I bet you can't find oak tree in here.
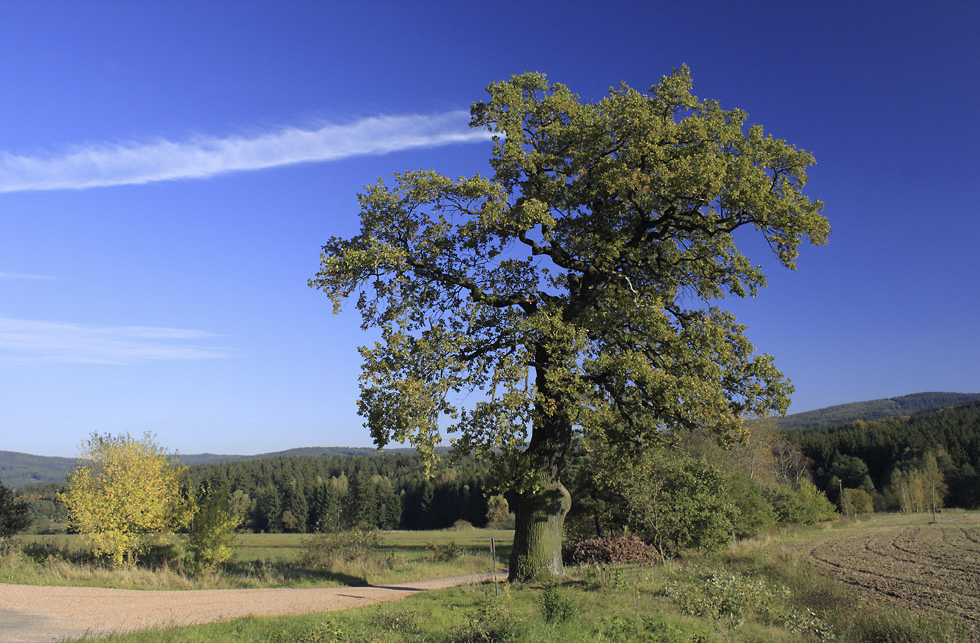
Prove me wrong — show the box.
[310,67,828,580]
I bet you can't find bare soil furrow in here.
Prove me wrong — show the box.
[799,514,980,637]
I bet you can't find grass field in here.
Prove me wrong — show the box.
[230,527,514,564]
[2,527,513,590]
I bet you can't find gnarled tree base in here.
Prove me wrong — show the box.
[508,480,571,582]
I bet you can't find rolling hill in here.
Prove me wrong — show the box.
[777,392,980,431]
[0,446,418,488]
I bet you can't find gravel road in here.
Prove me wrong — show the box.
[0,573,504,642]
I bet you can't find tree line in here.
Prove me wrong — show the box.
[783,400,980,512]
[184,451,496,533]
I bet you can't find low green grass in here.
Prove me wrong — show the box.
[0,528,513,590]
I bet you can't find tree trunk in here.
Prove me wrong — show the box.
[509,478,571,581]
[506,344,574,582]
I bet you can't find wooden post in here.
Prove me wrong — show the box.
[491,537,498,596]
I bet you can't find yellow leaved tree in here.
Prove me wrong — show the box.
[61,432,186,566]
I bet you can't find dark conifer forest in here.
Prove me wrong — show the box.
[785,400,980,510]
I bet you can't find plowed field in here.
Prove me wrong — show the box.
[799,513,979,635]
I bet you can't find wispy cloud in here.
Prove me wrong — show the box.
[0,316,232,364]
[0,272,57,281]
[0,111,492,193]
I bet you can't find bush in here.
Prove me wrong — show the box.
[562,536,659,566]
[450,601,525,642]
[426,540,464,562]
[301,530,381,568]
[540,584,576,624]
[186,484,242,574]
[768,479,837,525]
[666,564,784,622]
[600,448,739,555]
[842,487,875,515]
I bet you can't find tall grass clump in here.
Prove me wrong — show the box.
[845,610,968,643]
[539,584,576,624]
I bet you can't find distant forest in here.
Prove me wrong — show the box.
[10,393,980,534]
[184,452,497,533]
[785,399,980,509]
[14,451,498,534]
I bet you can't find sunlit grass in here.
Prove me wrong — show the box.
[1,528,514,590]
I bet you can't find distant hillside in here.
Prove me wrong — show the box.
[778,392,980,431]
[0,452,79,488]
[0,445,433,488]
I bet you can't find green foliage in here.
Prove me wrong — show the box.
[0,477,33,538]
[186,451,493,534]
[767,479,837,525]
[666,564,786,623]
[449,601,527,642]
[665,563,837,637]
[539,584,576,624]
[311,68,827,579]
[841,488,874,515]
[883,451,946,514]
[725,470,777,538]
[300,530,381,569]
[599,447,738,555]
[485,494,513,529]
[787,399,980,509]
[186,483,243,574]
[60,432,186,566]
[426,540,464,562]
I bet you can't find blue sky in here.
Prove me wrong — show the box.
[2,1,977,457]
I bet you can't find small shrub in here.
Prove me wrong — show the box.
[450,601,525,642]
[301,530,381,568]
[598,615,642,639]
[485,494,515,529]
[540,584,576,624]
[426,540,464,562]
[186,484,242,574]
[562,535,659,566]
[451,519,475,531]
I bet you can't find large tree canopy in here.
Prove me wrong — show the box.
[311,67,828,580]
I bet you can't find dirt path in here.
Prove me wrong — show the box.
[0,573,504,642]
